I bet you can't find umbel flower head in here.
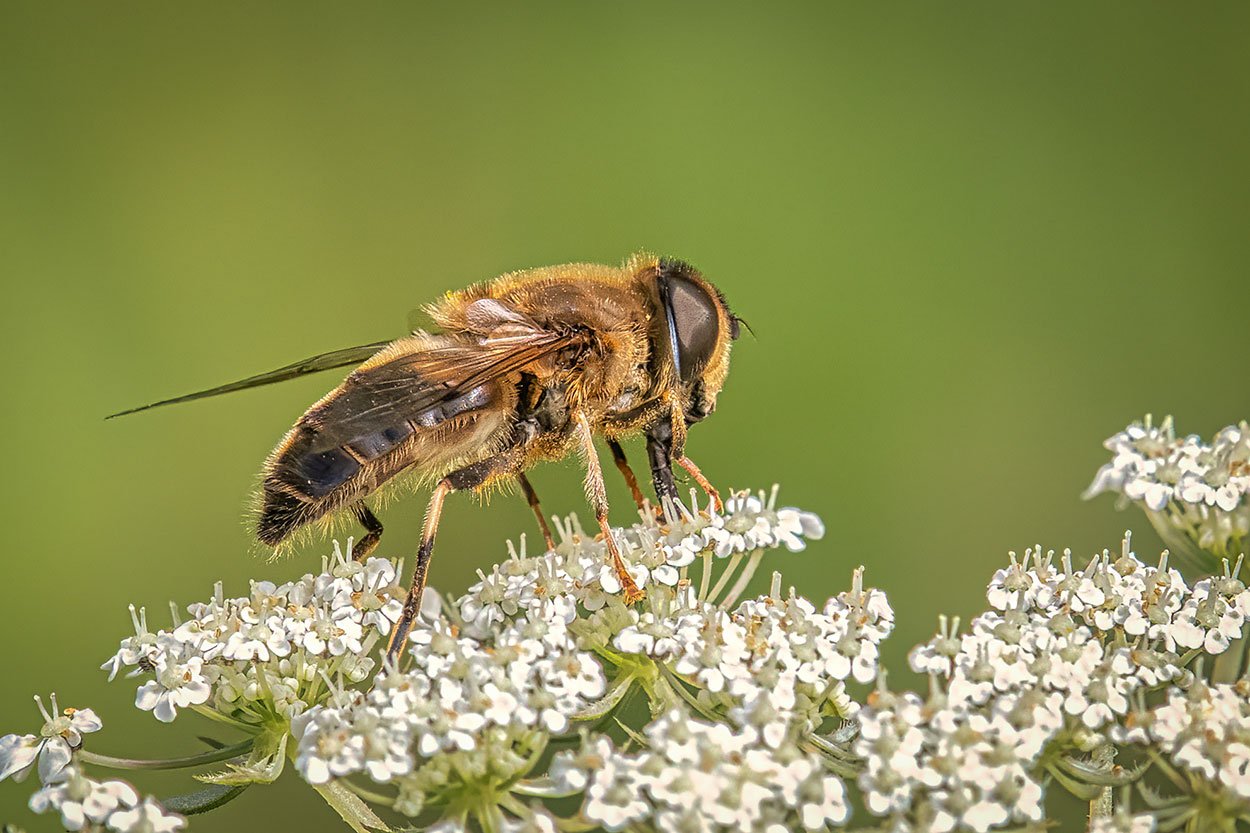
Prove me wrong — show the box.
[0,704,184,833]
[555,708,850,831]
[1085,415,1250,559]
[100,543,407,726]
[857,531,1250,833]
[5,457,1250,833]
[290,487,868,829]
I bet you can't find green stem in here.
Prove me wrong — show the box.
[341,780,398,808]
[706,552,744,604]
[698,551,713,602]
[190,705,258,731]
[79,740,255,771]
[657,664,721,722]
[720,550,764,609]
[1211,634,1247,684]
[1085,740,1115,825]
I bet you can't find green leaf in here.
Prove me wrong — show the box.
[614,716,649,749]
[162,783,249,815]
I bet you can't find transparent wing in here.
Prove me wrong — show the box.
[106,340,394,419]
[303,330,579,453]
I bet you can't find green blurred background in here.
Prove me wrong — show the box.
[2,3,1249,830]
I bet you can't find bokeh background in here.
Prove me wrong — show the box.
[3,3,1249,830]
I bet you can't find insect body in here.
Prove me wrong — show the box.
[113,253,739,660]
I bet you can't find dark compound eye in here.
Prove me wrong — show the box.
[659,260,721,382]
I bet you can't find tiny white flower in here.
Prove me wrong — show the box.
[105,795,185,833]
[0,695,101,784]
[29,767,140,831]
[134,657,211,723]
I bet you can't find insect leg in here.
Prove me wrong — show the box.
[516,472,556,552]
[351,503,384,561]
[385,452,522,662]
[645,421,680,508]
[607,439,649,514]
[574,413,644,604]
[386,480,451,663]
[676,455,723,513]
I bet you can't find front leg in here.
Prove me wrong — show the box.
[645,415,721,512]
[676,454,723,513]
[646,419,679,507]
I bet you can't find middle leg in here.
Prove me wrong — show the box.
[574,413,644,604]
[607,439,649,514]
[517,472,556,552]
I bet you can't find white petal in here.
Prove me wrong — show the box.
[70,709,103,734]
[303,756,330,785]
[0,734,39,781]
[134,682,162,712]
[153,696,178,724]
[62,802,87,831]
[37,739,72,783]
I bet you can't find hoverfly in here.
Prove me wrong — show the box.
[112,253,740,660]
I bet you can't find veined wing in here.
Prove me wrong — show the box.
[107,340,394,419]
[303,329,580,454]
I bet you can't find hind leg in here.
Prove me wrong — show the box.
[385,454,518,662]
[351,503,384,561]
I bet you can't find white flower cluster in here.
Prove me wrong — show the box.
[1085,416,1250,556]
[553,709,849,832]
[979,534,1250,667]
[856,533,1250,832]
[456,487,825,637]
[452,488,867,749]
[293,488,851,828]
[6,425,1250,833]
[652,576,892,747]
[1119,682,1250,808]
[0,699,184,833]
[856,689,1048,832]
[29,768,184,833]
[292,593,607,815]
[101,545,404,724]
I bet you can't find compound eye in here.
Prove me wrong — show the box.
[661,264,721,382]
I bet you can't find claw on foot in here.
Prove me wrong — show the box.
[619,570,646,605]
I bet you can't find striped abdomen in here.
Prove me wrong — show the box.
[256,340,513,546]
